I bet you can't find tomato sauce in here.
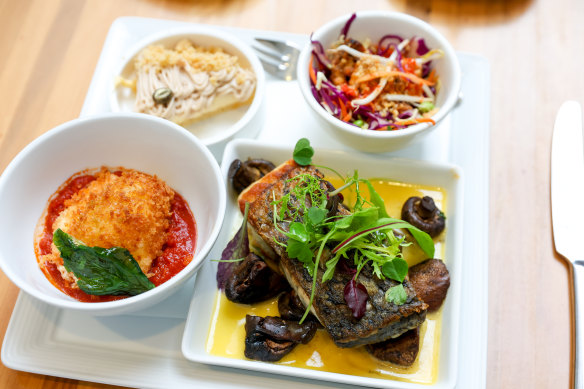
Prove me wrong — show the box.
[149,193,197,286]
[35,170,197,302]
[38,175,96,256]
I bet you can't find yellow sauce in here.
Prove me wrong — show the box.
[206,178,447,384]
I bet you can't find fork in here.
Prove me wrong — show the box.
[253,38,300,81]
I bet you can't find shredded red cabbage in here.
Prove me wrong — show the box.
[377,34,403,56]
[310,38,331,69]
[398,110,415,119]
[390,43,405,72]
[414,37,430,56]
[308,14,439,132]
[340,12,356,37]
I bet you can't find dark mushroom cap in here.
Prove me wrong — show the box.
[228,158,276,194]
[278,289,322,326]
[401,196,445,237]
[366,327,420,366]
[224,253,289,304]
[244,315,318,362]
[408,258,450,312]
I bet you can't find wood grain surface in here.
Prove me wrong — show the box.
[0,0,578,388]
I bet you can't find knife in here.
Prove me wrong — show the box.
[551,100,584,388]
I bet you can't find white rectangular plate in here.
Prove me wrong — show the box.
[1,16,490,389]
[182,139,464,389]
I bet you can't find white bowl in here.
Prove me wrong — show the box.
[0,113,226,315]
[111,27,266,159]
[297,11,461,153]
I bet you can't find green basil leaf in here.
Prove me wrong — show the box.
[53,229,154,296]
[293,138,314,166]
[381,257,409,282]
[385,284,408,305]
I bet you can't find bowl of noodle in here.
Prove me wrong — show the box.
[111,27,266,159]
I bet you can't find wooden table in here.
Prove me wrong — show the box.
[0,0,577,387]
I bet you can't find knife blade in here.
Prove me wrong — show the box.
[551,100,584,389]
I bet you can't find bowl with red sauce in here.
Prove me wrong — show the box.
[297,11,461,153]
[0,113,226,315]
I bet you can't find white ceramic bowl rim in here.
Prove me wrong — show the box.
[0,112,226,313]
[110,26,266,147]
[298,10,461,139]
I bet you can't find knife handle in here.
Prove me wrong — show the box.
[573,261,584,388]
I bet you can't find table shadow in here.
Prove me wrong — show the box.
[397,0,534,26]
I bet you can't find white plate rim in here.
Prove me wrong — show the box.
[181,138,464,389]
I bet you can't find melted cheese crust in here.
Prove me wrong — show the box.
[44,168,174,279]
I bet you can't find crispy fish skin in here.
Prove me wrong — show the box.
[238,159,428,348]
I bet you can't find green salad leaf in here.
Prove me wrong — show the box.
[53,229,155,296]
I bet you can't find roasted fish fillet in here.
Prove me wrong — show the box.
[238,159,428,348]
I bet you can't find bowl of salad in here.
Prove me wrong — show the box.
[297,11,461,153]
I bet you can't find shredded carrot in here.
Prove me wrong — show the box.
[396,117,436,126]
[355,71,434,86]
[426,69,438,84]
[339,98,347,120]
[308,56,317,85]
[340,83,357,98]
[342,112,352,122]
[401,58,418,74]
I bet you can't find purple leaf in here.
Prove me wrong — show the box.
[344,279,368,319]
[217,203,250,289]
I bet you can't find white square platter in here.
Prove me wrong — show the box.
[182,139,464,389]
[1,16,490,389]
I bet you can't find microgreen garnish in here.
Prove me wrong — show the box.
[293,138,314,166]
[268,139,437,319]
[385,284,408,305]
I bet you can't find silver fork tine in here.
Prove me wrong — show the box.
[253,43,292,63]
[255,38,300,55]
[257,57,288,80]
[253,38,300,81]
